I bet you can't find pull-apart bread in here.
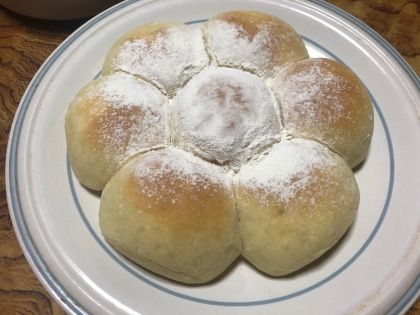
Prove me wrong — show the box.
[65,10,373,283]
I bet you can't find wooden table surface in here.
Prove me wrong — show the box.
[0,1,419,314]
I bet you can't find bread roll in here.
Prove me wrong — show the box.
[172,67,281,171]
[204,10,309,79]
[99,148,242,283]
[65,72,170,190]
[103,22,209,97]
[233,139,359,276]
[271,58,374,168]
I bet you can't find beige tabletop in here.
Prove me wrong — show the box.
[0,0,419,314]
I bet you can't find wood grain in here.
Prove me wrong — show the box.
[0,1,419,314]
[0,7,86,315]
[326,0,420,75]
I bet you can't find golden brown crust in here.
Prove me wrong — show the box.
[103,22,209,97]
[234,139,359,276]
[102,22,180,76]
[271,58,374,168]
[65,72,169,190]
[99,149,242,283]
[204,10,309,78]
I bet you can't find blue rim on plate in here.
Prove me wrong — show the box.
[6,0,420,314]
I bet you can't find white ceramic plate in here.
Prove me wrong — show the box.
[6,0,420,314]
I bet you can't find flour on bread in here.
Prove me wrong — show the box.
[172,67,281,171]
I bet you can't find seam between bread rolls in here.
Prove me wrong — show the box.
[112,69,168,98]
[283,132,362,169]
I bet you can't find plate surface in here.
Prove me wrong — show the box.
[6,0,420,314]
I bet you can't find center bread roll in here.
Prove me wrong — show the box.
[172,67,282,171]
[99,148,242,284]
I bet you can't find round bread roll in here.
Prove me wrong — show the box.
[65,72,170,190]
[103,22,209,97]
[99,148,242,284]
[233,139,359,276]
[172,67,281,171]
[271,58,374,168]
[204,10,309,79]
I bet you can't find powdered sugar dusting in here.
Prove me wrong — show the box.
[86,72,169,165]
[234,139,332,204]
[205,20,273,75]
[172,67,281,170]
[204,13,308,79]
[272,58,357,131]
[132,148,231,205]
[109,24,209,97]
